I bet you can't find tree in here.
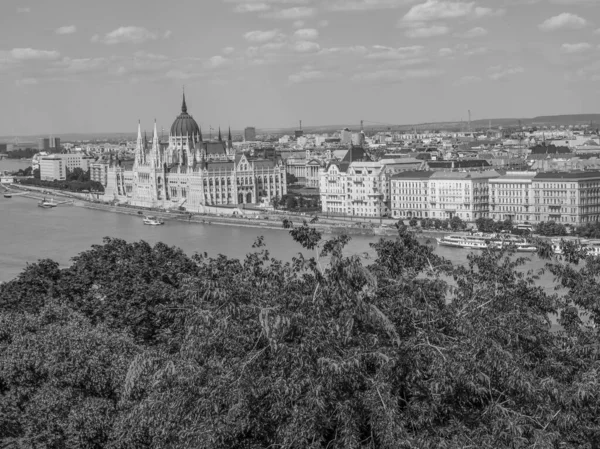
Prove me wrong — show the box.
[408,217,418,227]
[286,172,298,185]
[3,226,600,447]
[33,168,40,179]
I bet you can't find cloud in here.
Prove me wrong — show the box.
[561,42,592,53]
[243,29,282,42]
[222,46,235,54]
[294,28,319,40]
[52,57,109,74]
[293,20,305,28]
[16,7,31,13]
[288,69,327,84]
[326,0,417,11]
[234,2,271,12]
[402,0,503,22]
[455,26,487,38]
[164,30,172,39]
[454,75,481,85]
[55,25,76,35]
[405,24,449,38]
[15,77,38,87]
[293,40,321,52]
[352,68,443,83]
[538,13,586,31]
[488,65,524,80]
[366,45,424,59]
[10,48,60,60]
[92,26,158,44]
[204,55,231,69]
[319,19,330,27]
[439,47,454,56]
[262,7,316,19]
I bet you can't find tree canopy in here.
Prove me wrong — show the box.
[2,226,600,448]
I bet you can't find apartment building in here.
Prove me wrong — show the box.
[39,154,96,181]
[40,156,67,181]
[319,157,425,217]
[489,171,536,223]
[390,171,433,219]
[532,171,600,225]
[428,171,499,221]
[90,162,110,187]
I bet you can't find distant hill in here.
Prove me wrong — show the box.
[2,114,599,142]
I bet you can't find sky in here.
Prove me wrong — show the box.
[1,0,599,137]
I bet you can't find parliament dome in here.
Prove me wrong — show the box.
[170,93,201,137]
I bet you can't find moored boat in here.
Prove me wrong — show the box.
[143,216,164,226]
[38,198,57,208]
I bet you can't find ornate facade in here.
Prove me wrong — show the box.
[103,94,287,211]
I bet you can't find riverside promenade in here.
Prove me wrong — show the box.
[1,183,399,237]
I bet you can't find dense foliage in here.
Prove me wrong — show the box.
[2,224,600,447]
[412,216,467,231]
[535,220,568,237]
[18,177,104,193]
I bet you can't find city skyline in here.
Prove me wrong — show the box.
[1,0,600,136]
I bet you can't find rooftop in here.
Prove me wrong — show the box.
[534,171,600,180]
[390,171,434,180]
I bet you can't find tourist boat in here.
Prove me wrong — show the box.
[436,235,488,250]
[488,236,538,253]
[143,216,164,226]
[38,198,57,208]
[3,193,12,198]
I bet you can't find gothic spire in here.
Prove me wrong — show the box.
[218,127,222,141]
[228,126,232,141]
[181,89,187,114]
[198,125,203,142]
[137,120,142,141]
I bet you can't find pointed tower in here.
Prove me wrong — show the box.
[135,121,143,166]
[218,127,222,142]
[227,126,233,154]
[181,89,187,114]
[151,119,160,166]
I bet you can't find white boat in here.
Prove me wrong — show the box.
[38,198,57,208]
[143,216,164,226]
[436,235,488,250]
[488,237,538,253]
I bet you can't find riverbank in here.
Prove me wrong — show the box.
[1,183,401,236]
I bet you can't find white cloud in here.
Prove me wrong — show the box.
[455,26,487,38]
[55,25,76,35]
[15,77,38,86]
[488,65,524,80]
[402,0,503,22]
[261,42,286,51]
[16,7,31,13]
[326,0,417,11]
[539,13,587,31]
[92,26,158,44]
[464,46,487,56]
[366,45,424,59]
[293,40,321,52]
[439,47,454,56]
[222,46,235,55]
[561,42,592,53]
[352,68,443,83]
[294,28,319,40]
[455,75,481,85]
[262,7,316,19]
[11,48,60,60]
[234,2,271,13]
[205,55,230,69]
[405,24,449,38]
[289,69,327,84]
[52,57,109,74]
[243,29,282,43]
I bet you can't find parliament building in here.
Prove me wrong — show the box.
[103,94,287,211]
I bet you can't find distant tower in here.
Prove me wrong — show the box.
[218,127,222,142]
[468,110,472,133]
